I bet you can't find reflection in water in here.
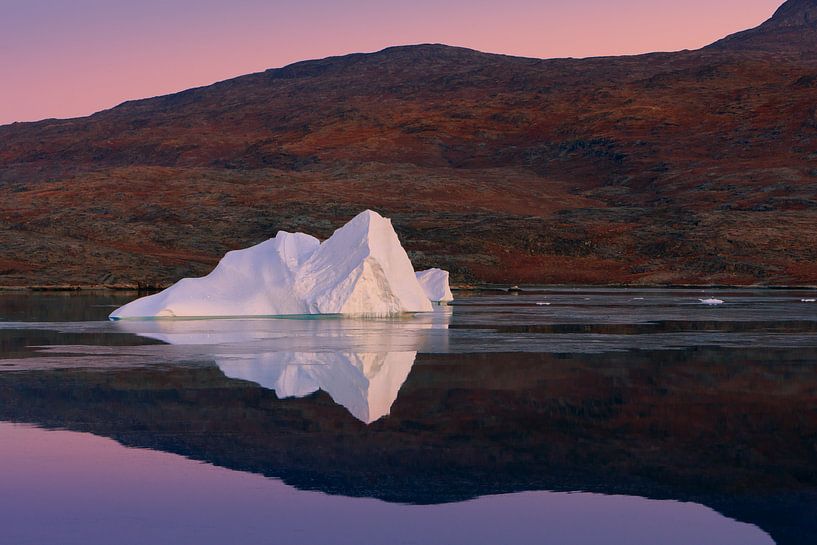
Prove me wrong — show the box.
[113,312,450,423]
[0,422,773,545]
[1,291,816,545]
[218,352,415,424]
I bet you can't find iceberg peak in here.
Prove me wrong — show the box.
[295,210,432,315]
[110,210,446,319]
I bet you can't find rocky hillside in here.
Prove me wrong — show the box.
[1,0,816,287]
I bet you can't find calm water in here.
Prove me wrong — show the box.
[1,288,816,545]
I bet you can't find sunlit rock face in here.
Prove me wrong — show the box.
[110,210,442,319]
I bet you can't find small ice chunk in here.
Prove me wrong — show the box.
[415,268,454,303]
[699,298,725,306]
[802,298,817,303]
[536,302,551,306]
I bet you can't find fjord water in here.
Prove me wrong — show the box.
[1,290,816,545]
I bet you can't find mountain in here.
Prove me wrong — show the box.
[1,0,816,288]
[764,0,816,26]
[713,0,817,51]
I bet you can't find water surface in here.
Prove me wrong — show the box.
[1,288,815,544]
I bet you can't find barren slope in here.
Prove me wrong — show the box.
[1,0,816,287]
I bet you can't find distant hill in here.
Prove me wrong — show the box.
[1,0,816,288]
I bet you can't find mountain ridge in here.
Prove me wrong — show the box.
[766,0,817,27]
[711,0,817,50]
[3,0,814,129]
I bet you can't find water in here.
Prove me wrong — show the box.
[1,288,815,545]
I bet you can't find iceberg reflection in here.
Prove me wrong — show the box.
[115,309,450,423]
[219,351,416,423]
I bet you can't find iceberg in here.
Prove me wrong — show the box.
[415,268,454,303]
[110,210,445,319]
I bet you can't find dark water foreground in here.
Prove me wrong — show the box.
[1,289,815,545]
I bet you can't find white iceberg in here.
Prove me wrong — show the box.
[415,268,454,303]
[699,298,725,306]
[110,210,444,319]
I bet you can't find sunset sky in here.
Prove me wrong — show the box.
[1,0,784,125]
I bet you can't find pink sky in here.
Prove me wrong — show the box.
[1,0,784,125]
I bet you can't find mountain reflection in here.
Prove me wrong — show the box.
[2,343,815,545]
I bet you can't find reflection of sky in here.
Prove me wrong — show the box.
[1,0,783,124]
[0,423,773,545]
